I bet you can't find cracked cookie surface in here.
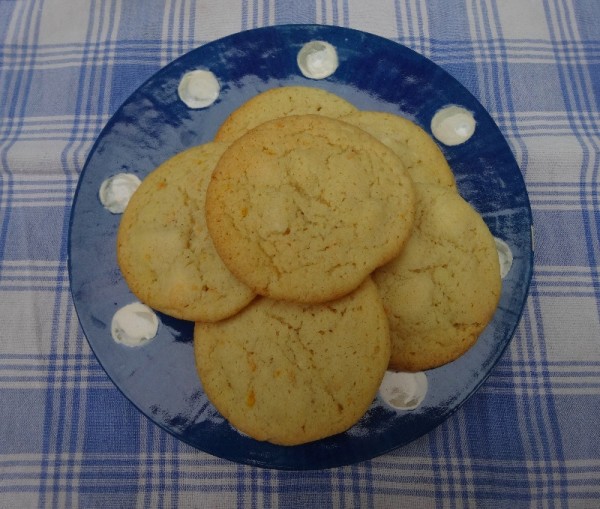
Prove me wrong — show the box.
[117,142,256,322]
[214,86,357,142]
[206,114,416,303]
[194,278,390,446]
[373,183,501,371]
[341,110,456,188]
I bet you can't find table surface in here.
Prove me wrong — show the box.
[1,1,599,508]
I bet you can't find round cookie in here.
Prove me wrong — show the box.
[117,142,256,322]
[341,110,456,188]
[206,114,416,304]
[373,183,501,372]
[215,86,357,142]
[194,278,391,446]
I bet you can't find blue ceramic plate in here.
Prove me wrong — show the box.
[69,25,533,470]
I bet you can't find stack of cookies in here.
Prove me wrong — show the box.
[117,86,501,446]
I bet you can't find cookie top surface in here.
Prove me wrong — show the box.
[194,278,391,446]
[373,183,501,371]
[214,86,357,142]
[206,114,416,304]
[117,142,256,322]
[341,111,456,188]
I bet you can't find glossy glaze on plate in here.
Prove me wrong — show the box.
[68,25,533,470]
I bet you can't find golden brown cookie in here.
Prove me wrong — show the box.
[194,278,391,446]
[205,114,416,304]
[373,183,501,371]
[214,86,357,142]
[117,142,256,322]
[341,110,456,188]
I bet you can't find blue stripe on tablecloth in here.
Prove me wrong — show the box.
[41,255,75,508]
[543,1,600,323]
[166,0,177,64]
[481,1,507,112]
[264,0,272,25]
[156,426,167,508]
[331,0,339,26]
[363,459,375,507]
[274,0,315,24]
[236,463,245,508]
[0,1,28,286]
[55,4,123,502]
[64,303,81,509]
[252,462,259,508]
[428,411,443,502]
[0,1,17,37]
[393,2,403,54]
[342,0,350,27]
[39,0,98,505]
[1,458,597,501]
[488,1,531,177]
[404,0,415,44]
[166,2,195,66]
[527,296,569,505]
[529,180,600,189]
[545,10,600,497]
[0,0,42,170]
[351,463,364,507]
[71,1,117,175]
[242,0,249,30]
[252,0,259,28]
[7,36,600,51]
[0,3,24,129]
[3,37,599,65]
[247,461,255,507]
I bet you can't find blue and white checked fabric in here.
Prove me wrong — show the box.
[1,1,599,507]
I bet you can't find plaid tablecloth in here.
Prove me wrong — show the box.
[1,1,599,507]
